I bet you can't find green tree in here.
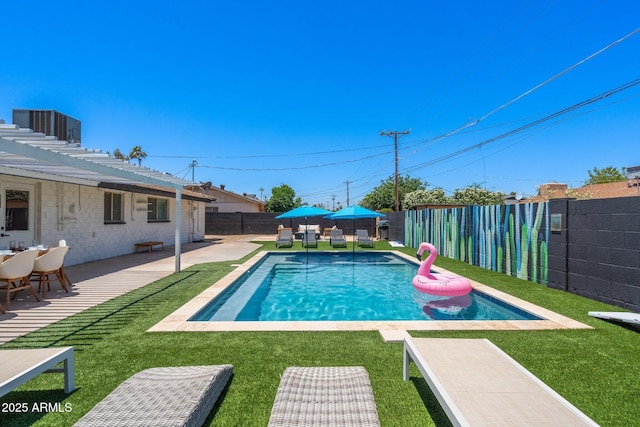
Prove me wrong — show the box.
[360,175,426,211]
[585,166,626,185]
[129,146,147,167]
[265,184,302,212]
[450,184,506,206]
[403,188,450,208]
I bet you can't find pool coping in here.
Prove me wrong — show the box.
[148,250,592,333]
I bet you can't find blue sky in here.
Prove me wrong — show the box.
[2,1,639,207]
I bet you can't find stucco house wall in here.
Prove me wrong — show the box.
[1,174,206,266]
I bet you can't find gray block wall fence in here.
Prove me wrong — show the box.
[205,212,378,237]
[387,211,405,242]
[548,197,640,312]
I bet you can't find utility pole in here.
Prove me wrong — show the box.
[380,130,410,211]
[331,194,336,210]
[344,181,351,206]
[191,159,198,182]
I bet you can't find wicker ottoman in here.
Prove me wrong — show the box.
[268,366,380,427]
[74,365,232,427]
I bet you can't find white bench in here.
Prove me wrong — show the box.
[0,346,75,398]
[403,337,599,426]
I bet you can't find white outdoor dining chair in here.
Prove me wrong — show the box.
[31,246,70,299]
[0,249,40,311]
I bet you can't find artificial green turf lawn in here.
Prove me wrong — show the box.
[1,241,639,426]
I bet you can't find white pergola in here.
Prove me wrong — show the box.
[0,123,195,272]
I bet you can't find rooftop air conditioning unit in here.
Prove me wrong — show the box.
[12,109,81,145]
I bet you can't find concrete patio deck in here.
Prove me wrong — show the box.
[0,236,264,345]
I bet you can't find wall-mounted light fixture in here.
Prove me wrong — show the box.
[551,213,562,232]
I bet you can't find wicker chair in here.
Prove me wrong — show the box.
[268,366,380,426]
[74,365,233,427]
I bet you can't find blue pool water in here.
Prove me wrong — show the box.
[189,252,542,322]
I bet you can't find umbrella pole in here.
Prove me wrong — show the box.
[305,216,309,264]
[352,218,355,261]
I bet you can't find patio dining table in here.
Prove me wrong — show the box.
[1,247,48,261]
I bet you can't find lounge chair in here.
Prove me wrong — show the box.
[0,346,75,398]
[355,229,375,248]
[403,337,599,426]
[588,311,640,331]
[302,230,318,248]
[74,364,233,427]
[268,366,380,427]
[276,229,294,248]
[330,229,347,248]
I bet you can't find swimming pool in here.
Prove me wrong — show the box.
[189,252,541,322]
[150,250,591,332]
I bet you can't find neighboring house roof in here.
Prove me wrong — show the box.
[529,181,639,202]
[205,185,266,208]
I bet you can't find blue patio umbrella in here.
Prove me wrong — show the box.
[276,206,332,261]
[275,205,333,220]
[326,205,386,254]
[328,205,386,221]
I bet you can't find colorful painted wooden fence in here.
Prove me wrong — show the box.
[405,202,549,284]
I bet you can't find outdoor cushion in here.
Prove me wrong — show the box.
[268,366,380,426]
[74,365,232,427]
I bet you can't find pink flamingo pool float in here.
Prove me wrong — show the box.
[412,242,472,297]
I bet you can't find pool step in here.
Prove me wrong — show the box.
[210,264,273,321]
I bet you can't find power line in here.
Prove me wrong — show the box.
[195,150,391,171]
[151,142,392,160]
[475,26,640,125]
[164,25,640,186]
[401,25,640,160]
[404,77,640,174]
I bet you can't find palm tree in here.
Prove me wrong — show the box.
[112,148,129,161]
[129,146,147,167]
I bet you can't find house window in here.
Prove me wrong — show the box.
[148,198,169,222]
[6,190,30,231]
[104,192,124,224]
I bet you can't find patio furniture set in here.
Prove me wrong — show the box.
[1,336,599,426]
[275,226,376,249]
[0,242,71,314]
